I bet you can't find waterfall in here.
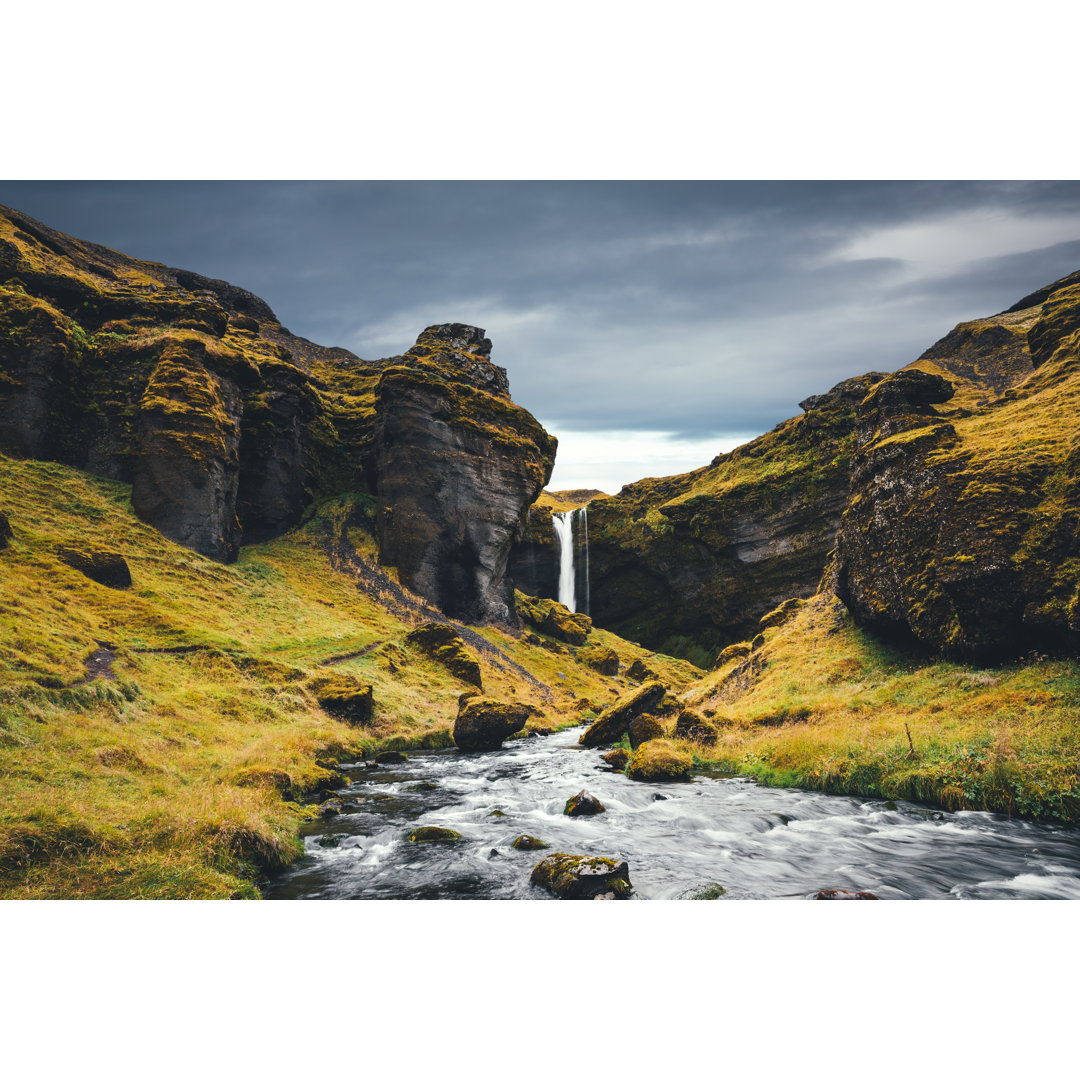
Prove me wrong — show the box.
[553,510,576,611]
[552,506,590,614]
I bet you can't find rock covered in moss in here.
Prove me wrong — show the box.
[601,748,630,771]
[628,714,663,750]
[674,708,719,744]
[578,680,666,748]
[374,325,556,623]
[375,750,407,764]
[713,642,751,668]
[56,545,132,588]
[564,790,606,816]
[407,826,461,843]
[511,834,549,851]
[626,739,693,783]
[515,591,592,645]
[0,509,11,549]
[759,597,806,630]
[405,623,482,687]
[453,697,531,751]
[530,853,632,899]
[626,657,657,681]
[307,672,374,726]
[578,643,619,675]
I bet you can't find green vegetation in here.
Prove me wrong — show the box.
[0,454,691,898]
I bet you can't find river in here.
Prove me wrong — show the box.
[265,726,1080,900]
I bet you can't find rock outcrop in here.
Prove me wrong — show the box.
[0,509,10,549]
[0,207,555,625]
[374,325,556,623]
[578,680,666,748]
[306,673,375,726]
[56,545,132,588]
[515,591,592,645]
[405,623,483,687]
[453,697,531,750]
[835,277,1080,659]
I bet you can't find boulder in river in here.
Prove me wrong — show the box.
[601,748,630,771]
[530,853,632,899]
[511,834,549,851]
[564,789,606,816]
[578,680,666,748]
[627,713,663,750]
[815,888,880,900]
[453,697,531,751]
[407,826,462,843]
[626,739,693,783]
[375,750,408,764]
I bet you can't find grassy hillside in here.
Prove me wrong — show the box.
[676,592,1080,822]
[0,455,695,898]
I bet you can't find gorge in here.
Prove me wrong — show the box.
[1,200,1079,900]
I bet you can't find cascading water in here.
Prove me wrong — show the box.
[552,510,577,611]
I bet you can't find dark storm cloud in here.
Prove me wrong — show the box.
[2,180,1080,441]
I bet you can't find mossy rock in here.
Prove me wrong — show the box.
[453,697,531,751]
[0,509,11,549]
[405,623,482,687]
[511,834,549,851]
[579,680,667,748]
[751,633,766,650]
[759,597,806,630]
[529,853,632,899]
[628,714,664,750]
[601,748,630,771]
[407,826,462,843]
[713,642,751,668]
[688,883,727,900]
[578,644,619,676]
[564,789,606,816]
[56,544,132,588]
[231,767,292,796]
[626,739,693,783]
[626,657,657,681]
[306,673,374,726]
[515,592,592,645]
[674,708,720,744]
[375,750,407,764]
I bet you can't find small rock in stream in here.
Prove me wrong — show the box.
[530,853,632,900]
[564,790,606,816]
[814,888,880,900]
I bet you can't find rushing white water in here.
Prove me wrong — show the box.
[553,510,576,611]
[266,726,1080,900]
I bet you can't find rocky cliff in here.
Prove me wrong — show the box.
[521,373,883,665]
[0,205,552,622]
[835,273,1080,659]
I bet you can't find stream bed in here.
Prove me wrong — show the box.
[265,726,1080,899]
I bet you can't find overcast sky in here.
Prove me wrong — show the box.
[3,180,1079,492]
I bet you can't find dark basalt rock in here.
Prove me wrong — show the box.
[375,751,407,764]
[319,799,344,818]
[815,889,880,900]
[834,277,1080,659]
[374,325,556,624]
[57,545,132,588]
[511,834,549,851]
[564,790,606,816]
[579,680,666,748]
[626,658,657,681]
[307,673,374,727]
[407,826,461,843]
[453,697,531,751]
[0,509,11,549]
[406,623,483,687]
[530,853,632,899]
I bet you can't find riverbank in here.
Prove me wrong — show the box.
[679,593,1080,823]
